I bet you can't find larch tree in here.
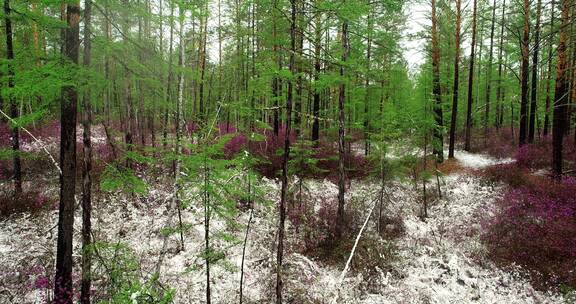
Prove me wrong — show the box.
[465,0,478,151]
[519,0,530,146]
[431,0,444,162]
[529,0,542,143]
[448,0,461,158]
[54,2,80,303]
[552,0,569,178]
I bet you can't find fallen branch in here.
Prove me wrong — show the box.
[330,196,379,304]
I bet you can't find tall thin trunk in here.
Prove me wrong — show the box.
[311,3,322,142]
[80,1,93,303]
[431,0,444,162]
[175,5,185,253]
[544,0,555,136]
[272,0,280,136]
[465,0,478,151]
[448,0,461,158]
[529,0,542,142]
[552,0,569,179]
[364,9,373,156]
[276,1,296,301]
[335,17,349,239]
[163,2,175,148]
[55,2,79,303]
[485,0,497,143]
[3,0,21,195]
[495,0,506,129]
[519,0,530,146]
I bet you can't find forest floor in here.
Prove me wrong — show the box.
[0,133,568,303]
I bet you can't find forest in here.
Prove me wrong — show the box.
[0,0,575,303]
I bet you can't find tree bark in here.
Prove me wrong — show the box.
[431,0,444,162]
[80,1,93,303]
[544,0,556,136]
[529,0,542,143]
[552,0,569,179]
[3,0,21,196]
[495,0,506,129]
[484,0,497,143]
[276,1,296,301]
[519,0,530,146]
[55,2,79,303]
[465,0,478,151]
[448,0,461,158]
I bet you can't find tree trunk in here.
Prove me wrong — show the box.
[529,0,542,143]
[465,0,478,151]
[163,2,175,148]
[335,18,348,239]
[545,0,556,137]
[552,0,569,179]
[448,0,461,158]
[276,1,296,301]
[3,0,21,196]
[80,1,93,303]
[431,0,444,162]
[484,0,497,143]
[311,3,322,142]
[519,0,530,146]
[364,9,373,156]
[495,0,506,129]
[55,2,79,303]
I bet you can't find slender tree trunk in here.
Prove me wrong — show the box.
[552,0,569,179]
[465,0,478,151]
[272,0,280,136]
[495,0,506,129]
[448,0,461,158]
[529,0,542,143]
[175,5,186,253]
[484,0,497,143]
[431,0,444,162]
[276,1,296,302]
[364,9,373,156]
[80,1,93,303]
[163,2,175,148]
[519,0,530,146]
[3,0,21,196]
[545,0,556,137]
[311,4,322,142]
[335,17,349,239]
[55,2,79,303]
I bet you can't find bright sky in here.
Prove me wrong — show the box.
[402,1,430,71]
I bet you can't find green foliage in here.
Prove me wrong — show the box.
[90,241,174,304]
[100,165,148,195]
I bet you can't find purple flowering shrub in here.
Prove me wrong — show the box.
[287,197,339,253]
[0,191,54,217]
[482,176,576,288]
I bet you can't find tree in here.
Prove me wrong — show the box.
[465,0,478,151]
[544,0,555,137]
[484,0,497,143]
[519,0,530,146]
[431,0,444,162]
[448,0,461,158]
[3,0,22,196]
[81,1,93,303]
[54,2,80,303]
[552,0,569,178]
[335,6,349,240]
[529,0,542,143]
[276,0,296,302]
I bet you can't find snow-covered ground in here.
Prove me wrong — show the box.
[0,150,566,303]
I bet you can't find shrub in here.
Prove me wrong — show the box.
[0,191,55,218]
[482,177,576,289]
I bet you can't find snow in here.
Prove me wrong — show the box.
[452,150,513,169]
[0,151,566,303]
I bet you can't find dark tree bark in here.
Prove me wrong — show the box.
[448,0,461,158]
[465,0,478,151]
[519,0,530,146]
[55,2,80,303]
[552,0,569,179]
[80,1,93,303]
[431,0,444,162]
[311,3,322,142]
[484,0,497,143]
[272,0,280,136]
[162,2,174,148]
[529,0,542,143]
[544,0,556,136]
[495,0,506,129]
[3,0,22,196]
[335,17,349,239]
[276,1,296,302]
